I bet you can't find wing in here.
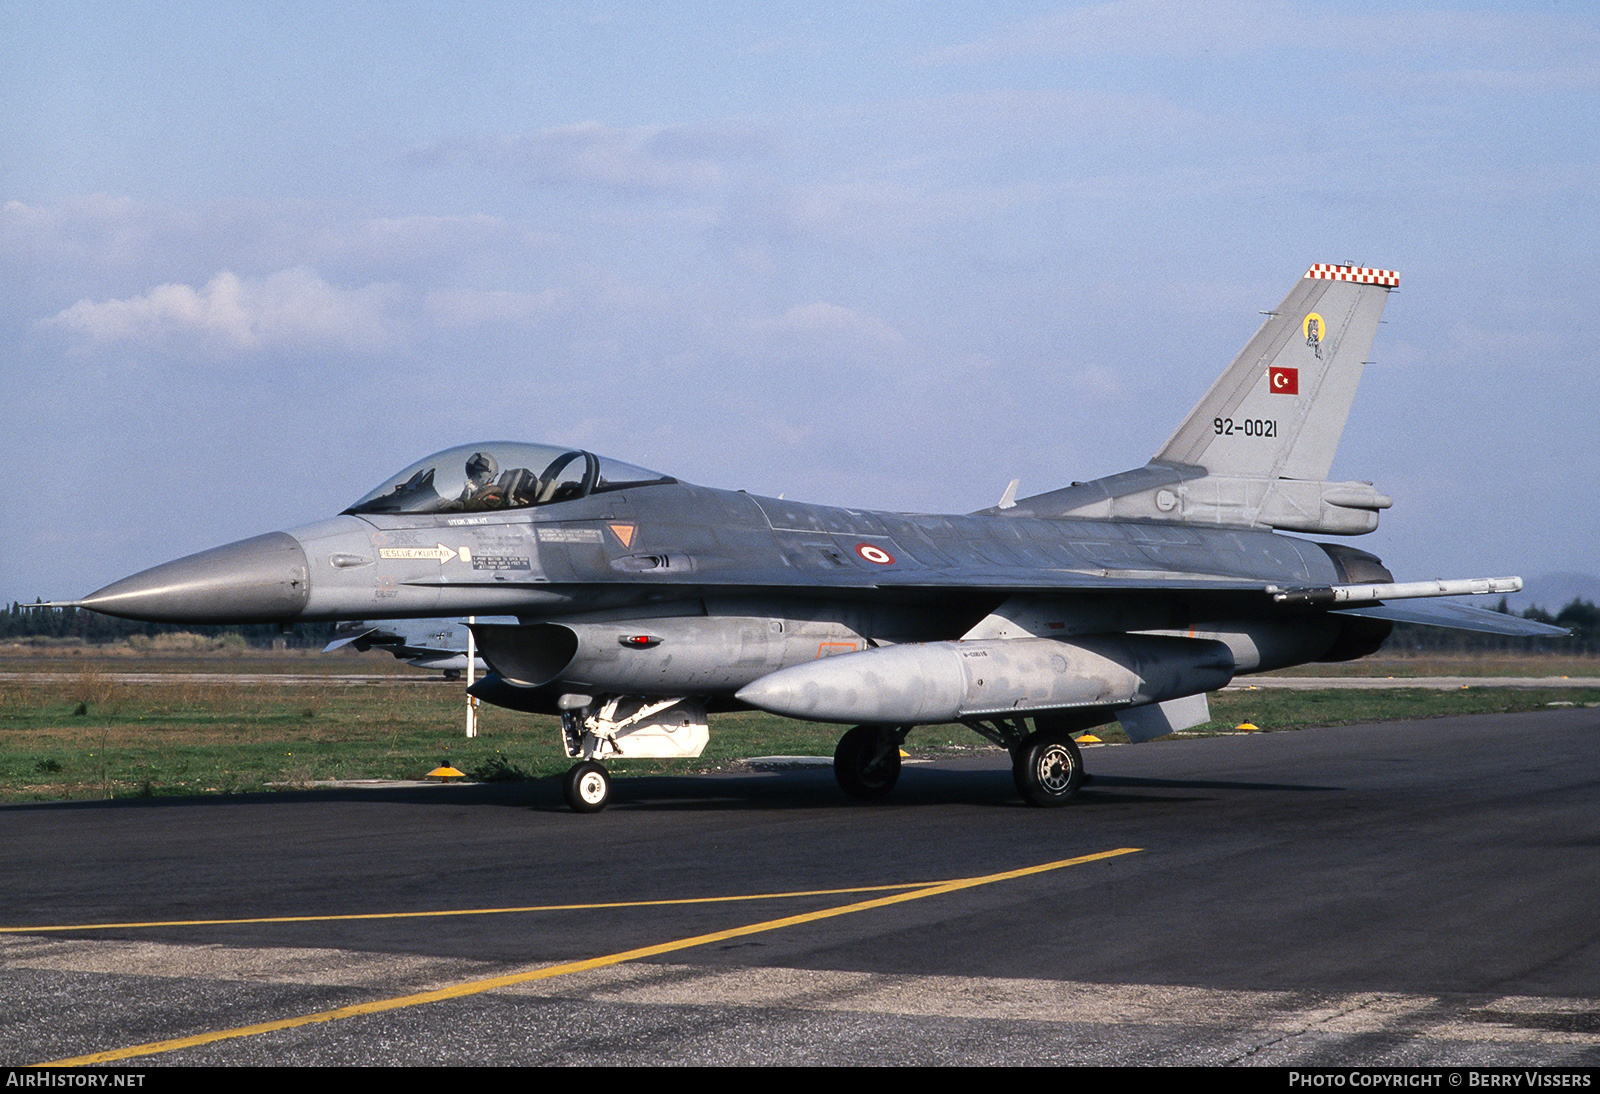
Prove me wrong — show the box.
[1270,576,1569,637]
[1334,601,1569,637]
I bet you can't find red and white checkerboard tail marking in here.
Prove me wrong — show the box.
[1305,264,1400,288]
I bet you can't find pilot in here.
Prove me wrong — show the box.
[454,451,506,510]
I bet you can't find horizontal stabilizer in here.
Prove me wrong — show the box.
[322,627,379,653]
[1334,601,1570,637]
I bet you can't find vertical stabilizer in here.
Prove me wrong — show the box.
[1156,264,1397,481]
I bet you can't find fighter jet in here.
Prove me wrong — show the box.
[69,264,1565,812]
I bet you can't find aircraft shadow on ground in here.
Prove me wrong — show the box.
[1079,774,1341,794]
[0,766,1340,816]
[574,767,1344,812]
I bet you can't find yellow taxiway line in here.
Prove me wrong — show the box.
[2,883,953,934]
[35,848,1140,1067]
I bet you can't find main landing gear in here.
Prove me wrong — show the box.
[1010,731,1084,808]
[832,724,910,800]
[830,718,1089,806]
[960,715,1090,807]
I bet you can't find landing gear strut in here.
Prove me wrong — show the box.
[555,694,712,813]
[563,761,611,813]
[833,724,908,800]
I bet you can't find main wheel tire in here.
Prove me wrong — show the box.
[833,725,902,801]
[563,761,611,813]
[1012,733,1084,807]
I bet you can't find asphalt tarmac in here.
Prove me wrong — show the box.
[4,707,1599,1066]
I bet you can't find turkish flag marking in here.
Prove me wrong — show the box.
[1270,367,1298,394]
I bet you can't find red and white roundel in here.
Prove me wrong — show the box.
[855,543,895,565]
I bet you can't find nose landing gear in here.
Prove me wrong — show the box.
[563,761,611,813]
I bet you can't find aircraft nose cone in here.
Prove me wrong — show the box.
[79,532,311,623]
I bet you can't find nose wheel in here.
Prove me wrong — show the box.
[563,761,612,813]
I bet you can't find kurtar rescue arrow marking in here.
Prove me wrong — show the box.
[378,544,459,564]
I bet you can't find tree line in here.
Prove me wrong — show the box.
[2,602,339,649]
[1374,597,1598,654]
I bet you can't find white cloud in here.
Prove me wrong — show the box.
[924,1,1284,62]
[787,175,1050,238]
[412,120,772,195]
[756,302,904,349]
[1,198,551,296]
[43,267,407,354]
[924,1,1600,64]
[423,287,571,328]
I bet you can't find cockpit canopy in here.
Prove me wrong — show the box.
[345,442,674,516]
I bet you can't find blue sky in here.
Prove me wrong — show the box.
[3,1,1596,606]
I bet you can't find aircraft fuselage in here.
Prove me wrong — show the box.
[82,479,1377,715]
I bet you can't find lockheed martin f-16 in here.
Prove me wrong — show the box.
[67,264,1566,812]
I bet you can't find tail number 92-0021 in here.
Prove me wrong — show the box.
[1213,417,1277,437]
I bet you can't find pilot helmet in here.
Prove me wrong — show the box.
[465,451,499,483]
